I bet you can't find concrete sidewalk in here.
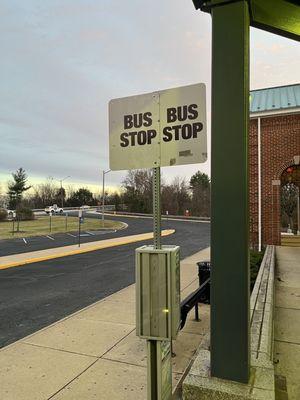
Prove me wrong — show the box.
[0,229,174,270]
[274,246,300,400]
[0,247,210,400]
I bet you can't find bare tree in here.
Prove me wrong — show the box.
[281,182,298,231]
[31,177,57,208]
[162,177,191,215]
[122,170,153,213]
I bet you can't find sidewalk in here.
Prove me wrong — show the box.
[274,246,300,400]
[0,229,174,270]
[0,247,210,400]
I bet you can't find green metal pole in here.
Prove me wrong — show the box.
[210,0,250,383]
[148,167,161,400]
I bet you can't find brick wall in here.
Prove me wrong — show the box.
[249,113,300,248]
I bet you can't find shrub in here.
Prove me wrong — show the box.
[250,249,264,291]
[16,206,34,221]
[0,208,8,221]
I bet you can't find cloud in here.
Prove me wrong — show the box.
[0,1,299,190]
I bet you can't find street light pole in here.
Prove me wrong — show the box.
[58,176,71,208]
[102,169,111,226]
[297,187,300,235]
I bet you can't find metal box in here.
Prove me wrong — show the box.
[136,245,180,340]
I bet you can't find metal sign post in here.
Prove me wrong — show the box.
[108,83,207,400]
[147,167,172,400]
[49,212,52,233]
[102,169,111,226]
[12,211,16,236]
[78,209,82,247]
[153,167,161,249]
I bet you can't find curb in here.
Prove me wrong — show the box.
[0,229,175,271]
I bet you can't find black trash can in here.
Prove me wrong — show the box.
[197,261,211,304]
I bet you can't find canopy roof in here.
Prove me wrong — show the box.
[250,83,300,114]
[192,0,300,41]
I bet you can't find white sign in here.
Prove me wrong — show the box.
[109,83,207,170]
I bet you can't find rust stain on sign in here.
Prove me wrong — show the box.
[179,150,193,157]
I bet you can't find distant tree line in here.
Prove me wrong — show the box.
[120,169,211,217]
[1,167,211,217]
[1,168,101,210]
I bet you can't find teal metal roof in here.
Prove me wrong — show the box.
[250,83,300,114]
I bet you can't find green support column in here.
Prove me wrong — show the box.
[210,0,250,383]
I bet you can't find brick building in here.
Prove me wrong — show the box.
[249,83,300,249]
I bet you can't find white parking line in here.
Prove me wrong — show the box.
[85,231,94,235]
[46,235,54,241]
[23,238,27,244]
[67,233,76,238]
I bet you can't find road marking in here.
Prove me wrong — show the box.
[104,213,210,223]
[46,235,54,241]
[67,233,76,238]
[0,229,175,270]
[23,238,27,244]
[85,231,95,235]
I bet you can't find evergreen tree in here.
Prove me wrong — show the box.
[7,168,31,209]
[189,171,211,217]
[67,188,94,206]
[190,171,210,190]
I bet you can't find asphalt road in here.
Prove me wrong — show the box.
[0,212,204,257]
[0,214,210,348]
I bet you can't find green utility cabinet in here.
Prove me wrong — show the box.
[136,245,180,340]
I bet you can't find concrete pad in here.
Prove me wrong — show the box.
[172,331,203,373]
[24,318,134,357]
[50,359,147,400]
[275,285,300,309]
[274,307,300,344]
[0,342,95,400]
[104,330,203,374]
[276,271,300,288]
[254,366,275,391]
[105,284,135,303]
[103,330,147,367]
[180,270,198,290]
[76,299,135,325]
[180,305,210,336]
[183,248,210,265]
[50,359,182,400]
[274,341,300,400]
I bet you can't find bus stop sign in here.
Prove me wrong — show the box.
[109,83,207,170]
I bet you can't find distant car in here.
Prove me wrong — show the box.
[6,209,15,218]
[45,204,64,214]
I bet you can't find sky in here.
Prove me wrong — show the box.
[0,0,299,194]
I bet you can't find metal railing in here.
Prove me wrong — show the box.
[180,261,211,330]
